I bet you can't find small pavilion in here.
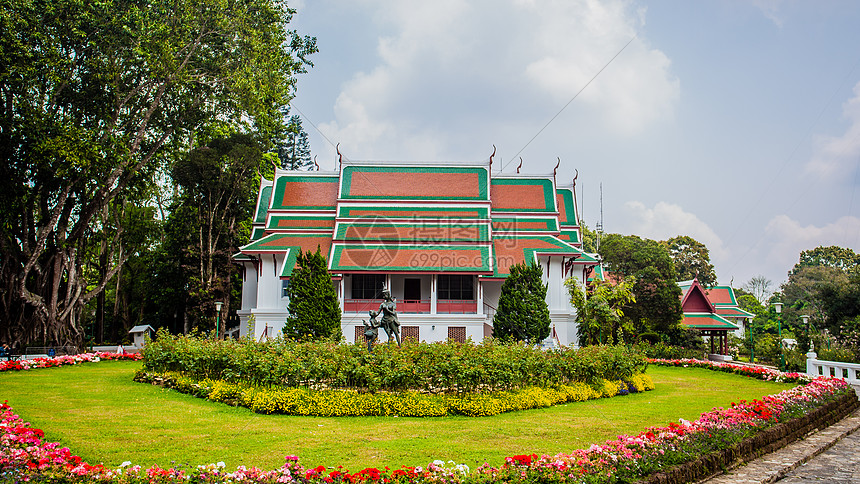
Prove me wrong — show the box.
[678,278,752,360]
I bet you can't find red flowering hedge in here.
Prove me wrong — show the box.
[0,352,141,373]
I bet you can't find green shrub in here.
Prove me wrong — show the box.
[142,331,648,394]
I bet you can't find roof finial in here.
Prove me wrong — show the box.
[553,157,560,179]
[517,157,523,174]
[313,155,319,171]
[336,143,343,171]
[572,168,578,187]
[488,145,496,171]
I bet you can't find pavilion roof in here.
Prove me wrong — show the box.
[681,312,739,330]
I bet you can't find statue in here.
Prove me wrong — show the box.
[361,310,381,352]
[378,288,401,347]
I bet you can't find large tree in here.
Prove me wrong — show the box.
[0,0,316,347]
[790,246,859,276]
[169,133,268,334]
[598,234,683,340]
[492,262,551,344]
[277,114,314,170]
[662,235,717,287]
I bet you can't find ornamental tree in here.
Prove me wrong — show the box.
[492,262,551,344]
[567,278,635,346]
[285,248,342,341]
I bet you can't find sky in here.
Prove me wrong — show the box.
[285,0,860,290]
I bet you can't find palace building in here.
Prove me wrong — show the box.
[233,157,599,346]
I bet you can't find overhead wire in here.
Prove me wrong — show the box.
[501,35,637,172]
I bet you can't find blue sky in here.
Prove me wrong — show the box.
[286,0,860,290]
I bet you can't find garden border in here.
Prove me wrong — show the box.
[640,391,860,484]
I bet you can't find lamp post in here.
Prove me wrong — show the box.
[773,302,783,371]
[800,314,811,351]
[749,318,755,364]
[214,301,223,339]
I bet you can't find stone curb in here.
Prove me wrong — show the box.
[699,402,860,484]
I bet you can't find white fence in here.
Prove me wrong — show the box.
[806,351,860,394]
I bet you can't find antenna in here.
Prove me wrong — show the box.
[596,183,604,251]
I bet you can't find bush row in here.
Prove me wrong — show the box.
[141,331,648,393]
[133,369,655,417]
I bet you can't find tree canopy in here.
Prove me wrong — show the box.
[0,0,316,347]
[662,235,717,287]
[598,234,684,341]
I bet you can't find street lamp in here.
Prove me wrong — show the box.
[800,314,813,352]
[214,301,223,339]
[773,302,783,371]
[749,317,754,364]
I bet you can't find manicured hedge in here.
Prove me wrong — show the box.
[141,331,648,394]
[133,369,655,417]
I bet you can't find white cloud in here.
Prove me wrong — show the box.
[807,81,860,180]
[752,0,787,27]
[318,0,680,160]
[617,200,729,261]
[762,214,860,276]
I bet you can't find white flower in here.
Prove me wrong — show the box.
[120,461,132,467]
[217,461,226,468]
[432,460,445,466]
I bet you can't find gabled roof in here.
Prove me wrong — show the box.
[338,205,490,220]
[491,235,597,277]
[490,177,557,213]
[715,306,756,319]
[334,220,490,243]
[555,187,578,227]
[329,243,492,273]
[340,165,490,201]
[267,214,336,231]
[271,174,339,210]
[680,278,715,313]
[491,216,559,234]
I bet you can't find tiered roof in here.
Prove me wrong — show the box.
[237,160,597,278]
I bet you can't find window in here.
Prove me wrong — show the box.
[448,326,466,343]
[281,279,290,298]
[351,274,385,299]
[402,326,420,342]
[438,275,474,300]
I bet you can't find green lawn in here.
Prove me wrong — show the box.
[0,361,796,471]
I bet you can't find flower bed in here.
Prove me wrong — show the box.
[132,370,655,417]
[647,358,812,384]
[0,352,141,372]
[1,376,855,483]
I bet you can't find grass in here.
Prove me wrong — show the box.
[0,361,797,471]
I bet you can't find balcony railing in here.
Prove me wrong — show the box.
[398,299,431,313]
[343,299,382,313]
[437,299,478,314]
[344,298,478,314]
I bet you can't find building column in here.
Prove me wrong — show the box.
[477,276,484,316]
[430,274,437,314]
